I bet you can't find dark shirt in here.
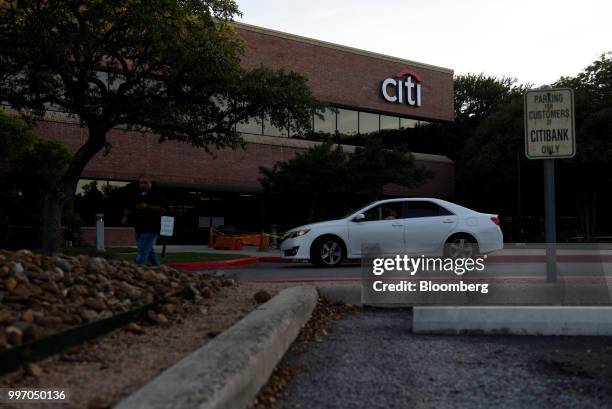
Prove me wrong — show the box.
[131,189,165,234]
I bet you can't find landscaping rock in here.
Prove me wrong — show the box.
[15,249,33,258]
[24,362,44,378]
[10,262,25,275]
[87,257,106,273]
[147,310,169,326]
[54,258,73,273]
[125,323,146,334]
[160,303,176,316]
[254,289,272,304]
[0,249,229,350]
[5,326,23,346]
[202,288,214,299]
[184,283,201,300]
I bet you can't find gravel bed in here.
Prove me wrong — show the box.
[0,283,287,409]
[0,249,235,349]
[275,308,612,409]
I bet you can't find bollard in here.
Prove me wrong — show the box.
[95,213,105,252]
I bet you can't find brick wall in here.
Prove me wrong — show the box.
[236,24,454,122]
[35,121,454,198]
[81,227,134,247]
[29,23,455,208]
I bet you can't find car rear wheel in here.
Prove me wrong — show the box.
[311,236,345,267]
[444,235,478,259]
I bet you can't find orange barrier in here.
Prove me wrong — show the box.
[208,229,278,251]
[212,236,243,250]
[240,234,269,248]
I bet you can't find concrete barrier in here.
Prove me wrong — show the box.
[115,285,318,409]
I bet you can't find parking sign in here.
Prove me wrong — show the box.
[524,88,575,159]
[160,216,174,237]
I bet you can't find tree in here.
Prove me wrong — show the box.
[454,74,522,123]
[259,141,429,223]
[0,0,322,251]
[555,52,612,239]
[348,139,430,199]
[0,111,72,247]
[452,55,612,241]
[259,142,350,223]
[0,109,37,161]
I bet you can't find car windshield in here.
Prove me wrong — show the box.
[340,201,379,219]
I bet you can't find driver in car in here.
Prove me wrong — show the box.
[384,207,399,220]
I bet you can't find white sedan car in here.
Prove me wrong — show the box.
[280,198,503,267]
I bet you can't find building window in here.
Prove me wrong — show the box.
[359,111,379,134]
[400,118,418,129]
[76,179,129,195]
[380,115,400,130]
[288,119,309,138]
[263,116,288,137]
[336,108,358,136]
[237,116,263,135]
[313,107,337,135]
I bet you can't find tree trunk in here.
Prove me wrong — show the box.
[41,126,108,252]
[42,193,67,252]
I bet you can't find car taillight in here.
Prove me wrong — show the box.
[490,215,500,225]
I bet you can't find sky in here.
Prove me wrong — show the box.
[236,0,612,86]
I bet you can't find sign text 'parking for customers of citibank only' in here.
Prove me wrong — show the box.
[524,88,575,159]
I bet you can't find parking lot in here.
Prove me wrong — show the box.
[276,309,612,409]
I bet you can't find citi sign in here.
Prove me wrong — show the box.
[380,68,422,107]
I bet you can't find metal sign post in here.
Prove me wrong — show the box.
[524,88,575,283]
[543,160,557,282]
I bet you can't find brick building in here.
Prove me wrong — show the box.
[33,22,455,245]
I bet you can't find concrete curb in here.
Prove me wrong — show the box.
[115,285,318,409]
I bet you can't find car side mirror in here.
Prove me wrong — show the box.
[353,213,366,222]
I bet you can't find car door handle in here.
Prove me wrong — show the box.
[442,219,454,223]
[392,223,403,227]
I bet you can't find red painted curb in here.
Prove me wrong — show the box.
[167,257,259,271]
[257,256,360,265]
[257,256,302,263]
[242,277,361,284]
[260,255,612,264]
[487,255,612,263]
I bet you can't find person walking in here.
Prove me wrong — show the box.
[122,176,166,266]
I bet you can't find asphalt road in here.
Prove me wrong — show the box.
[224,261,612,283]
[227,263,361,282]
[276,309,612,409]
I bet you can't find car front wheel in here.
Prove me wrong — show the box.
[311,236,345,267]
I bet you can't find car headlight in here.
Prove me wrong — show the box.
[285,229,310,239]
